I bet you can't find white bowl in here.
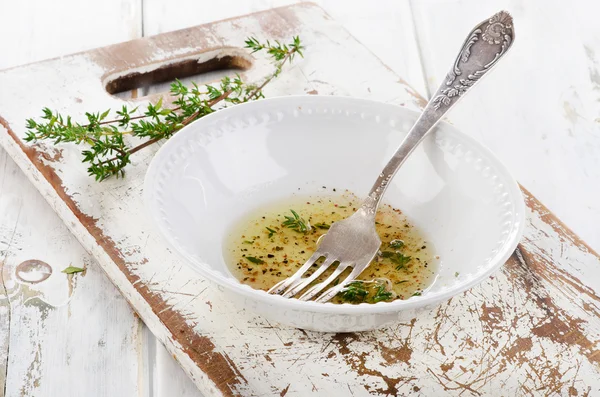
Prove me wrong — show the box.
[144,96,525,332]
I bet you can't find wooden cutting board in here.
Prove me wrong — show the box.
[1,4,599,396]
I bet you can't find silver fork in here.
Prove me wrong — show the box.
[268,11,515,303]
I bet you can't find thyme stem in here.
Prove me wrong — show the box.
[24,36,304,181]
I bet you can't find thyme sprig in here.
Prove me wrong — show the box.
[381,250,412,270]
[338,281,394,303]
[338,281,369,303]
[265,227,277,238]
[24,36,304,181]
[372,284,393,303]
[282,209,311,233]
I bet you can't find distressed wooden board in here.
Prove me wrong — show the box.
[0,3,599,396]
[137,1,425,393]
[141,0,427,97]
[0,1,424,395]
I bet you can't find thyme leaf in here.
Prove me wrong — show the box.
[372,284,393,303]
[338,281,368,303]
[246,256,264,264]
[266,227,277,238]
[62,266,85,274]
[282,209,311,233]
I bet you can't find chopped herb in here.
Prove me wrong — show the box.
[282,209,311,233]
[396,280,408,284]
[338,281,368,303]
[389,239,404,249]
[338,205,347,208]
[393,253,411,270]
[380,250,412,270]
[455,272,460,277]
[381,250,412,270]
[62,265,85,274]
[243,240,254,245]
[246,256,264,264]
[372,284,393,303]
[333,278,340,286]
[314,222,330,229]
[266,227,277,238]
[412,291,422,297]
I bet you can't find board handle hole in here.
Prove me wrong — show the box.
[104,49,253,99]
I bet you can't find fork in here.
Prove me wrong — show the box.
[268,10,515,303]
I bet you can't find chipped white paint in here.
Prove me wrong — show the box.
[0,152,143,396]
[0,0,150,396]
[0,1,428,394]
[0,5,427,396]
[0,1,599,396]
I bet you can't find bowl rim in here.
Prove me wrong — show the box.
[144,95,526,314]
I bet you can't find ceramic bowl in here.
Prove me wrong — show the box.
[144,96,525,332]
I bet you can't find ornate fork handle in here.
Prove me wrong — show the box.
[362,11,515,213]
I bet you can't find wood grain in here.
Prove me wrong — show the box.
[0,0,140,70]
[0,5,433,395]
[138,2,427,394]
[0,0,146,396]
[0,3,598,396]
[0,145,143,396]
[141,0,427,97]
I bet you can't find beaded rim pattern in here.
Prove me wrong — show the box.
[144,96,525,314]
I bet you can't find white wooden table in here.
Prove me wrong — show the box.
[1,1,599,396]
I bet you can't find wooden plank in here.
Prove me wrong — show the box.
[0,0,140,70]
[0,3,598,395]
[0,153,144,396]
[410,0,600,254]
[0,0,145,395]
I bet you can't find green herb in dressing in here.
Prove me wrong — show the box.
[224,191,438,304]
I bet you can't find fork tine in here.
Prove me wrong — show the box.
[298,262,349,301]
[267,278,290,295]
[281,256,336,298]
[267,252,323,295]
[314,262,370,303]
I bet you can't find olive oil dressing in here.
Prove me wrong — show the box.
[224,191,438,304]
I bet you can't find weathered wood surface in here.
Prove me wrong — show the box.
[0,3,599,396]
[0,162,144,396]
[1,1,424,395]
[0,0,148,396]
[140,2,427,394]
